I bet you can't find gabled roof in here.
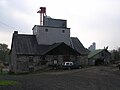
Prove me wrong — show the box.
[88,49,103,59]
[88,49,111,59]
[43,42,80,55]
[13,34,40,55]
[41,43,63,55]
[71,37,88,55]
[10,32,87,56]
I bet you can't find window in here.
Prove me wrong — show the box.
[62,22,66,27]
[63,56,70,61]
[41,56,47,65]
[53,60,58,64]
[41,61,47,65]
[62,30,65,33]
[29,56,33,62]
[45,29,48,32]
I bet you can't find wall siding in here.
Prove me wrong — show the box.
[33,26,70,45]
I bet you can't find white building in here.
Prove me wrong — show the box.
[88,42,96,52]
[33,16,71,45]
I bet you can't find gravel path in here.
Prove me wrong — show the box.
[0,66,120,90]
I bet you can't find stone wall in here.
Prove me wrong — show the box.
[9,44,17,73]
[14,55,88,73]
[78,55,88,65]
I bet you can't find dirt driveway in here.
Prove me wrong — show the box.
[0,66,120,90]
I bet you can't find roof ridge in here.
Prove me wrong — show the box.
[17,34,34,36]
[88,49,104,58]
[71,37,78,39]
[42,43,64,55]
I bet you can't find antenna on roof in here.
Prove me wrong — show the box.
[37,7,46,26]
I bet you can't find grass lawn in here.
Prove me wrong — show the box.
[0,80,18,86]
[0,71,8,75]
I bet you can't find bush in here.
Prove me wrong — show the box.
[0,80,18,86]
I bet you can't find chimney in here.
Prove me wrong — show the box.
[13,31,18,36]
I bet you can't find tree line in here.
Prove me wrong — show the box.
[111,48,120,61]
[0,43,9,62]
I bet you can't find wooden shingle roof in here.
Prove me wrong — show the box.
[88,49,111,59]
[71,37,88,55]
[88,49,103,59]
[10,32,88,56]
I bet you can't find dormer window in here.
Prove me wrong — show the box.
[62,30,65,33]
[45,29,48,32]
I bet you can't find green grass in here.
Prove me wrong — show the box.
[0,80,18,86]
[0,71,9,75]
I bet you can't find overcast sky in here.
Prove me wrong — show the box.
[0,0,120,50]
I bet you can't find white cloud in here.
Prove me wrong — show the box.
[0,0,8,6]
[0,28,13,49]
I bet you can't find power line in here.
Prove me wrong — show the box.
[0,21,25,33]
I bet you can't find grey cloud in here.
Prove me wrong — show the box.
[0,0,120,50]
[7,0,32,15]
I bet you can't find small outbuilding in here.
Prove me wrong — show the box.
[88,49,111,65]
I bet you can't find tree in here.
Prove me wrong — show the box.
[111,48,120,61]
[0,43,9,62]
